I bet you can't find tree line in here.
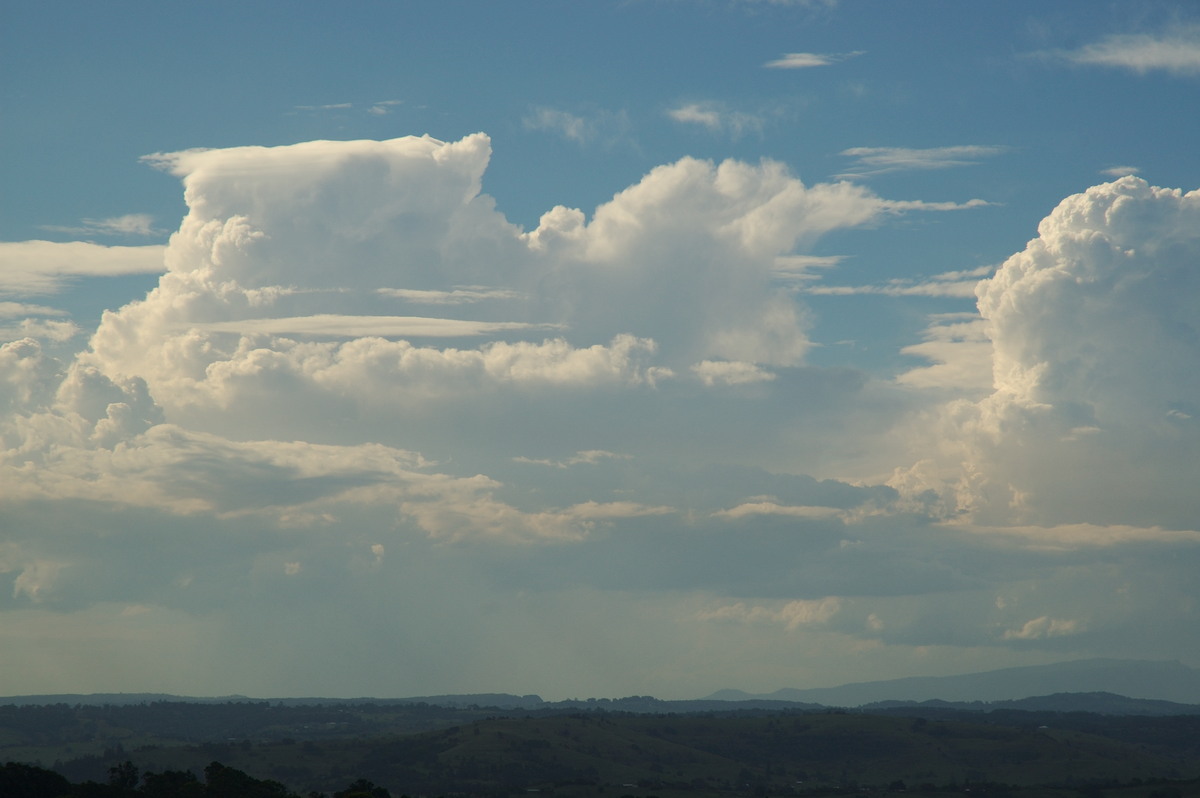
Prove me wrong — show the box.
[1,760,391,798]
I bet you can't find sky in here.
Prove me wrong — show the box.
[1,0,1199,701]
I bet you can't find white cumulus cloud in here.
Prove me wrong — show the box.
[82,133,974,442]
[898,177,1200,529]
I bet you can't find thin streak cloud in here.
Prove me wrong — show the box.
[523,107,630,145]
[377,287,523,305]
[764,51,863,68]
[666,103,765,139]
[838,145,1009,178]
[186,315,564,338]
[1054,29,1200,76]
[41,214,163,238]
[0,241,166,294]
[806,265,992,298]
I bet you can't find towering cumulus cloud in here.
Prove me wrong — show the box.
[922,177,1200,528]
[5,133,932,544]
[83,134,904,444]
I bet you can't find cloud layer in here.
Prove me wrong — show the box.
[0,241,165,295]
[2,134,1198,698]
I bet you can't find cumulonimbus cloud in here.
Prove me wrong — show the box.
[894,176,1200,530]
[4,133,993,560]
[84,133,983,431]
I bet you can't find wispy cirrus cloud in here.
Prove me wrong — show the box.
[0,302,69,319]
[368,99,402,116]
[292,99,402,116]
[513,450,632,469]
[690,359,776,386]
[185,315,563,339]
[739,0,839,8]
[713,500,843,520]
[40,214,163,238]
[699,597,843,630]
[377,286,522,305]
[0,241,165,295]
[523,106,630,145]
[838,145,1009,178]
[806,265,992,298]
[666,102,765,139]
[965,522,1200,551]
[293,102,353,111]
[525,108,590,142]
[764,50,862,68]
[1051,28,1200,76]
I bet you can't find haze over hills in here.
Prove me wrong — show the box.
[4,660,1200,795]
[708,658,1200,706]
[0,692,548,709]
[4,659,1199,715]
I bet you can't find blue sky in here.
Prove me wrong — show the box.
[1,0,1199,700]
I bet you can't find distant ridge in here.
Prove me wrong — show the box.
[366,693,544,709]
[0,693,254,706]
[708,658,1200,706]
[8,659,1199,713]
[0,692,544,709]
[863,691,1200,716]
[0,692,817,714]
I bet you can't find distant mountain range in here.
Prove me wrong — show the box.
[707,658,1200,706]
[4,658,1198,716]
[862,691,1200,716]
[0,692,549,709]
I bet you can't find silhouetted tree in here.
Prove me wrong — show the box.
[142,768,204,798]
[334,778,391,798]
[203,761,297,798]
[0,761,73,798]
[108,760,139,792]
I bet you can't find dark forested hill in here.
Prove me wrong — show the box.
[3,702,1200,797]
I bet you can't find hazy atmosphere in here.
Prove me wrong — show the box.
[2,0,1199,701]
